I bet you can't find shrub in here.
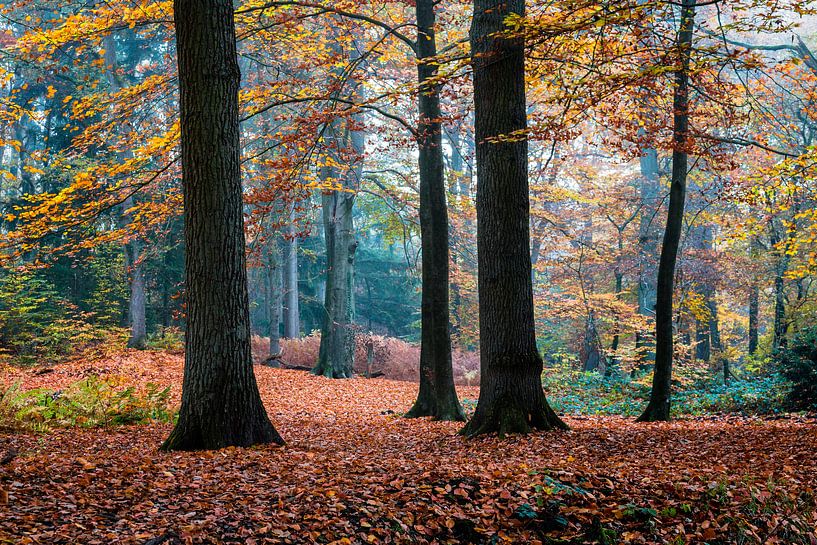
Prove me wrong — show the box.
[775,327,817,411]
[145,326,185,352]
[0,375,173,431]
[0,270,107,364]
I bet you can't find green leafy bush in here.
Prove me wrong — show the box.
[0,375,174,431]
[145,326,185,352]
[539,362,789,417]
[0,270,108,364]
[775,327,817,411]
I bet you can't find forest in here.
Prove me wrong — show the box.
[1,0,817,543]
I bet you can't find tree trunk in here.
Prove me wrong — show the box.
[314,120,361,378]
[460,0,566,437]
[582,312,603,372]
[748,281,759,355]
[161,0,282,450]
[282,210,300,339]
[635,146,659,361]
[267,240,283,358]
[638,0,696,423]
[103,37,148,350]
[406,0,464,422]
[124,232,148,349]
[695,317,710,361]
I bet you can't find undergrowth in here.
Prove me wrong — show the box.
[538,364,790,417]
[0,375,174,432]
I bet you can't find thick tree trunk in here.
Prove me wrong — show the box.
[161,0,282,450]
[406,0,464,422]
[638,0,696,423]
[282,213,300,339]
[460,0,566,437]
[314,120,361,378]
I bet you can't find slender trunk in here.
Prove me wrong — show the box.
[162,0,282,450]
[638,0,696,423]
[705,290,726,381]
[406,0,464,422]
[282,211,300,338]
[104,36,148,350]
[125,232,148,349]
[636,146,659,361]
[695,317,710,361]
[582,312,602,372]
[748,281,759,355]
[461,0,566,437]
[267,241,283,358]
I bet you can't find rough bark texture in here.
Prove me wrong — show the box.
[161,0,282,450]
[406,0,464,422]
[638,0,696,423]
[460,0,566,437]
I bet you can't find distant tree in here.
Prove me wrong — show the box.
[161,0,282,450]
[460,0,566,437]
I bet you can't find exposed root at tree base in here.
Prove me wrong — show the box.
[636,399,671,422]
[461,399,569,438]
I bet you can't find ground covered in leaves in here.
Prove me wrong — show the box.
[2,351,817,544]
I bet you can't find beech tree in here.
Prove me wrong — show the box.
[405,0,464,422]
[638,0,696,423]
[161,0,282,450]
[461,0,567,437]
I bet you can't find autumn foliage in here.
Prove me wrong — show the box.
[2,351,817,544]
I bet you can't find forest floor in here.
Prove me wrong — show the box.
[2,350,817,545]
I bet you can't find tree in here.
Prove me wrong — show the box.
[460,0,566,437]
[405,0,464,422]
[161,0,283,450]
[102,35,148,350]
[638,0,696,423]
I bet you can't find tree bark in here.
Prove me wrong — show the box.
[314,120,361,378]
[161,0,282,450]
[267,240,283,358]
[635,146,659,361]
[748,281,759,355]
[460,0,566,437]
[124,231,148,349]
[406,0,464,422]
[638,0,696,423]
[770,219,789,350]
[103,36,148,350]
[282,210,300,339]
